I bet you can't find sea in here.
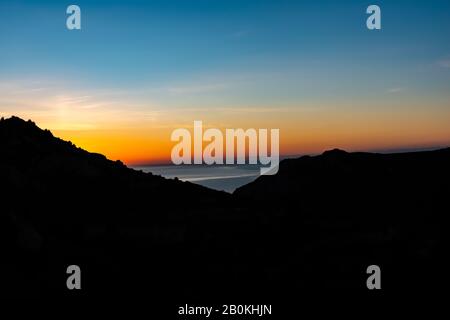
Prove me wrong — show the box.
[132,164,261,193]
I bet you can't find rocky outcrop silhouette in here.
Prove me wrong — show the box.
[0,116,236,298]
[1,116,448,300]
[234,146,450,292]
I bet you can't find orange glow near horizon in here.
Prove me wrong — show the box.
[53,128,174,165]
[2,1,450,167]
[3,97,450,166]
[51,107,450,166]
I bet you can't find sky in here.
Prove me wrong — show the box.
[1,0,450,164]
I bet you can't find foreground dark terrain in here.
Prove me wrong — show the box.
[0,116,448,300]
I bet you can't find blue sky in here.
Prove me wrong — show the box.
[0,0,449,162]
[1,0,449,92]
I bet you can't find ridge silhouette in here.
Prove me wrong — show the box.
[1,116,448,299]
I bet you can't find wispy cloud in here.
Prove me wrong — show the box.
[387,87,405,94]
[0,78,163,130]
[437,59,450,68]
[230,29,251,39]
[167,83,228,95]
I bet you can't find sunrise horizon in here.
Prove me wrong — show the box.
[3,114,449,167]
[2,0,450,304]
[1,0,450,166]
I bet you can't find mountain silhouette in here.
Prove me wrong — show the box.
[234,145,450,293]
[1,116,448,300]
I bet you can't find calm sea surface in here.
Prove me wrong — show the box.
[132,165,261,193]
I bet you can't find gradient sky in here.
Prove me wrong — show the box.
[1,0,450,164]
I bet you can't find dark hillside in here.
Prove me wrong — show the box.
[1,116,448,300]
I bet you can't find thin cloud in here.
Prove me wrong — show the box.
[167,83,228,95]
[0,79,162,130]
[231,29,251,38]
[437,59,450,68]
[387,87,405,94]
